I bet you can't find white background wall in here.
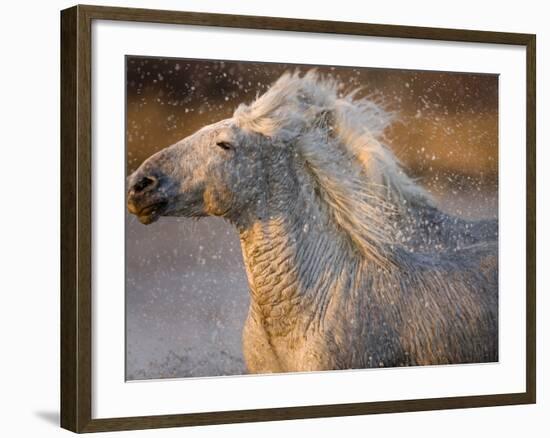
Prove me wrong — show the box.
[0,0,546,436]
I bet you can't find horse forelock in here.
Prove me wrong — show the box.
[233,70,433,266]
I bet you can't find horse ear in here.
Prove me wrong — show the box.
[314,108,336,136]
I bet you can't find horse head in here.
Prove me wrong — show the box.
[127,117,271,224]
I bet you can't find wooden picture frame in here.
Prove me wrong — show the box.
[61,4,536,433]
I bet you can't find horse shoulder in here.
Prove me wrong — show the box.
[242,307,284,374]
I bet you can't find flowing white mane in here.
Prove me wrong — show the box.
[233,71,433,266]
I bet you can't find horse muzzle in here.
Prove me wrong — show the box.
[127,197,168,224]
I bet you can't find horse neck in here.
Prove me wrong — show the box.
[237,162,361,332]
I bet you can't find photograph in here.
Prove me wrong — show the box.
[55,3,537,433]
[125,57,499,380]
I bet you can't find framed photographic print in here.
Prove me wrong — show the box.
[60,4,536,433]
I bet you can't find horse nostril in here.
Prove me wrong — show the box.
[132,175,157,194]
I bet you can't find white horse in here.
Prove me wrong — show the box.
[127,71,498,372]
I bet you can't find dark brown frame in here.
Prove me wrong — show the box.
[61,4,536,433]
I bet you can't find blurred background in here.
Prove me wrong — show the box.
[125,57,498,380]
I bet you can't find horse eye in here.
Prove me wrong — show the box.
[216,141,233,151]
